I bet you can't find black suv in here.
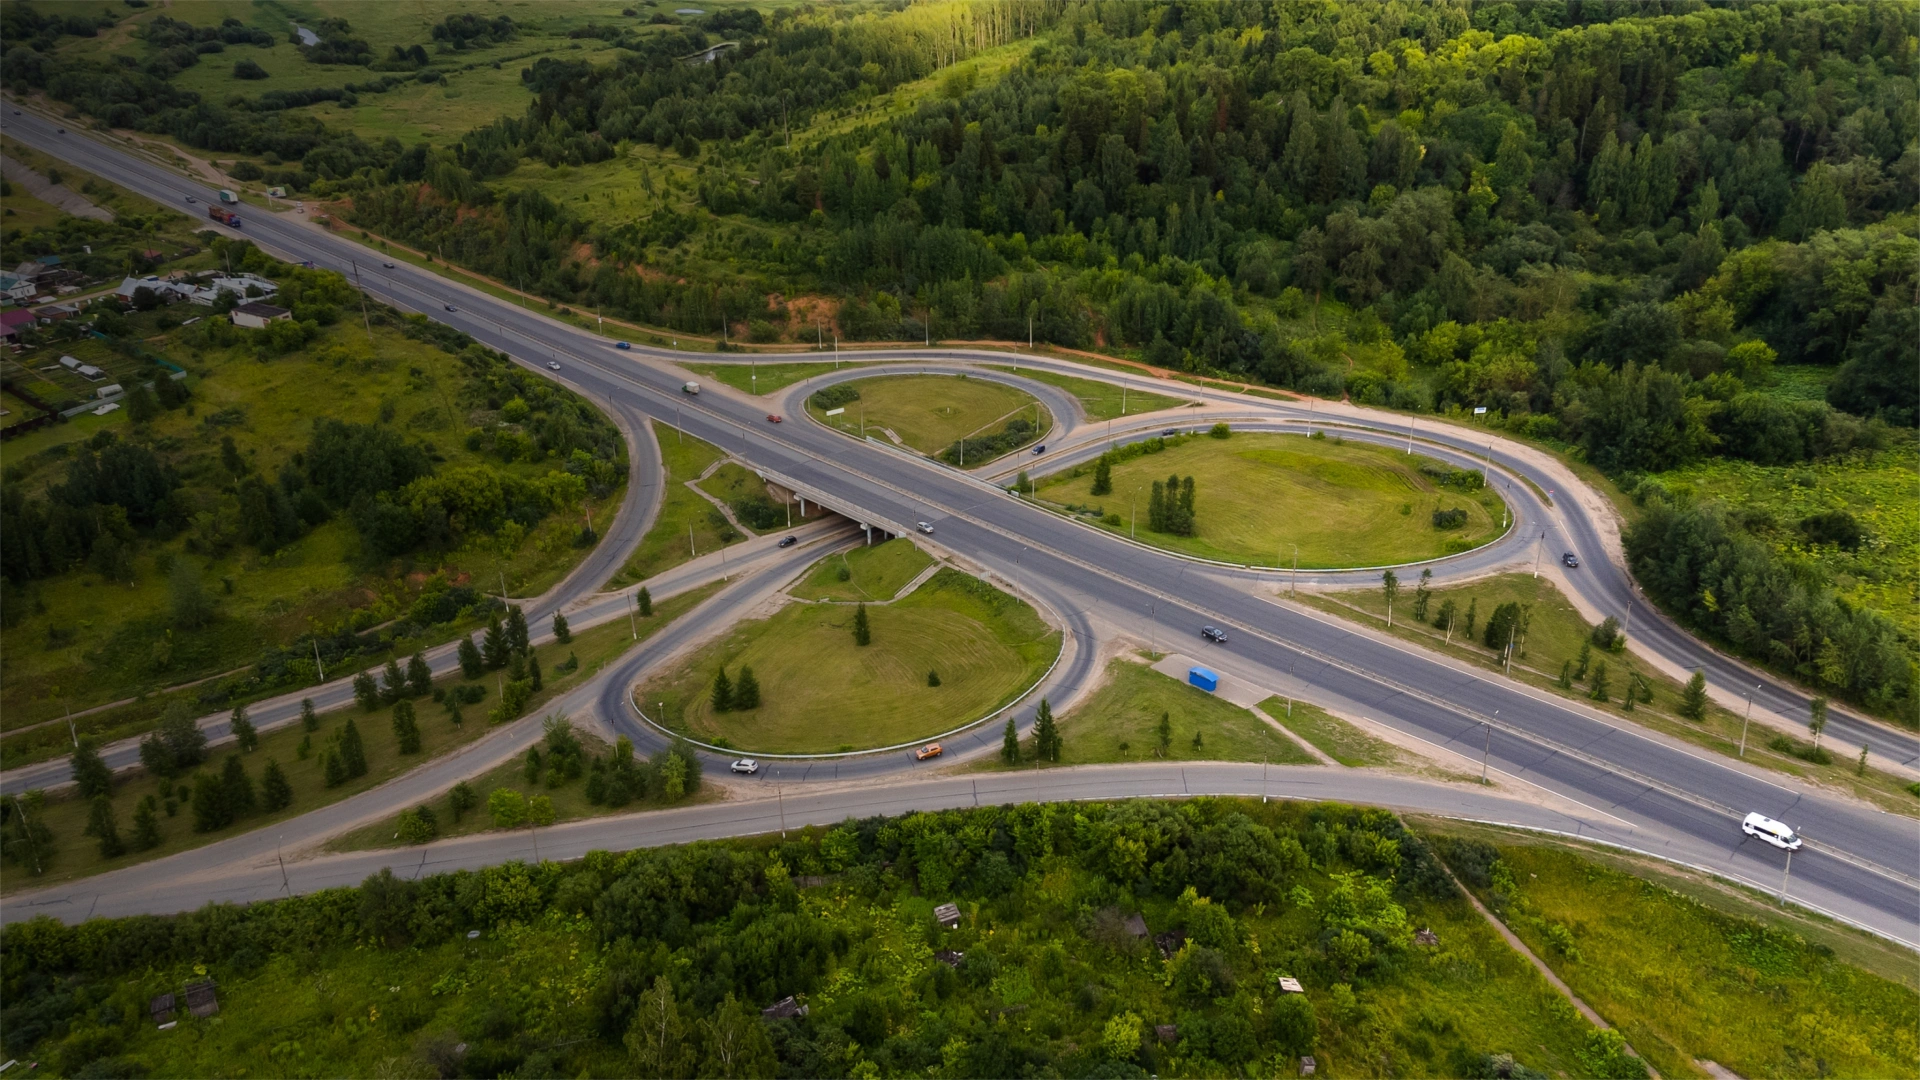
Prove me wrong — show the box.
[1201,625,1227,643]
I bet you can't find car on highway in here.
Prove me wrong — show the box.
[1562,552,1580,568]
[766,414,783,423]
[184,195,196,204]
[730,758,760,775]
[915,743,944,761]
[615,341,632,350]
[56,128,65,134]
[1031,444,1046,454]
[1741,812,1801,851]
[382,261,395,268]
[444,303,457,312]
[1201,625,1228,643]
[546,361,562,371]
[777,535,798,548]
[1163,428,1177,436]
[917,521,934,534]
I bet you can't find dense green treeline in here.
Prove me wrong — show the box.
[3,799,1642,1079]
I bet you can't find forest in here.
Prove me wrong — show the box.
[0,1,1913,717]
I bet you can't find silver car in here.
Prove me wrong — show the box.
[730,758,759,775]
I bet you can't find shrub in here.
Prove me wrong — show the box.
[487,788,527,828]
[1431,507,1468,529]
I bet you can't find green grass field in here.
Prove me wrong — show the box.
[0,316,620,741]
[608,421,743,587]
[1425,823,1920,1078]
[1039,431,1507,568]
[806,373,1049,458]
[989,366,1191,422]
[2,586,715,895]
[789,537,934,602]
[686,360,879,396]
[1315,573,1920,814]
[1649,436,1918,648]
[694,461,814,537]
[1261,697,1408,768]
[981,658,1313,769]
[640,568,1058,753]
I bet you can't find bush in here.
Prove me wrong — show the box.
[233,58,268,79]
[487,788,527,828]
[1431,507,1468,529]
[810,383,860,410]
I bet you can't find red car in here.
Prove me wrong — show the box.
[766,414,783,423]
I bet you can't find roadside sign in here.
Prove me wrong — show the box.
[825,407,845,416]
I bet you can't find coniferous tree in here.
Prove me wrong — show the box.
[1034,698,1060,762]
[353,670,381,712]
[1679,670,1708,720]
[392,700,422,754]
[528,651,543,692]
[71,737,112,800]
[483,613,510,669]
[711,667,734,712]
[458,635,485,679]
[222,754,256,815]
[853,602,871,645]
[447,697,465,727]
[1157,711,1172,755]
[506,604,531,654]
[733,666,760,710]
[1090,455,1113,496]
[1588,661,1611,703]
[84,796,125,858]
[341,718,369,778]
[638,586,653,617]
[448,781,478,821]
[230,704,258,752]
[507,649,527,684]
[928,669,941,687]
[1148,479,1165,531]
[552,610,572,644]
[130,795,163,851]
[1464,598,1478,639]
[1001,716,1020,763]
[407,651,433,697]
[260,759,293,811]
[381,657,407,704]
[322,745,347,788]
[301,697,319,732]
[191,771,229,832]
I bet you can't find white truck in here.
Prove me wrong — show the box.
[682,380,700,394]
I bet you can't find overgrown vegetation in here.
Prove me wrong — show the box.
[5,798,1629,1078]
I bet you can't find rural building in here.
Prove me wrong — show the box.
[231,301,292,329]
[0,274,36,301]
[0,308,36,341]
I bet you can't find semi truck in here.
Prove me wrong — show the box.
[207,206,241,227]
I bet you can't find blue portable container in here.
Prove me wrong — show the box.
[1188,666,1219,692]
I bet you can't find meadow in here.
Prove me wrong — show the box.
[789,536,934,603]
[806,373,1049,460]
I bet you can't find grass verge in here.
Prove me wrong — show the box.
[1309,573,1920,815]
[1259,697,1409,768]
[1422,819,1920,1078]
[608,421,743,587]
[976,658,1314,769]
[640,568,1058,753]
[1038,431,1507,568]
[988,365,1191,421]
[0,582,720,895]
[789,537,933,602]
[686,359,881,396]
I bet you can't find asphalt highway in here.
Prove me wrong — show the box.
[4,108,1913,943]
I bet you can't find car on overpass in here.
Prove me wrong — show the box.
[730,758,759,775]
[917,521,934,534]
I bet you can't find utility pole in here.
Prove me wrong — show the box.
[1779,847,1793,903]
[1292,546,1299,598]
[1532,532,1544,578]
[1130,487,1139,539]
[313,639,326,682]
[777,786,787,838]
[627,591,637,640]
[1504,622,1517,675]
[1121,385,1127,415]
[689,523,696,558]
[1481,715,1495,783]
[350,260,373,343]
[1406,415,1414,453]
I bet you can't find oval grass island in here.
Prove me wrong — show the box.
[1037,430,1509,569]
[637,547,1060,755]
[806,373,1050,464]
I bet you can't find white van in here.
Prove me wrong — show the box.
[1742,812,1802,851]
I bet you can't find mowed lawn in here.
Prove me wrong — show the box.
[986,658,1312,768]
[790,538,934,602]
[688,360,881,396]
[807,374,1049,456]
[1039,432,1507,568]
[640,569,1058,753]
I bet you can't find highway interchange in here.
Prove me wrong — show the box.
[2,108,1915,947]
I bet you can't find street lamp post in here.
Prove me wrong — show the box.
[1482,710,1498,783]
[1738,683,1761,756]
